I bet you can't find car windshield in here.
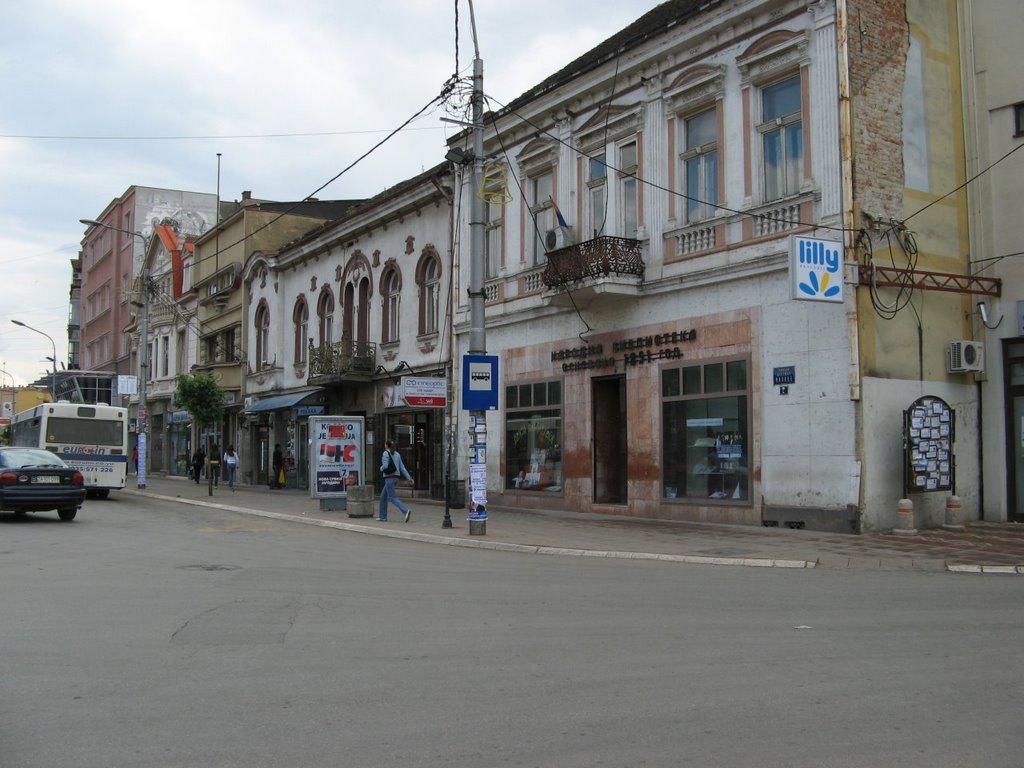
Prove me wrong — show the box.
[0,448,68,469]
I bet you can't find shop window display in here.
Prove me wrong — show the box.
[505,381,562,491]
[662,359,749,501]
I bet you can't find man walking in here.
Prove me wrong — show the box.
[378,439,413,522]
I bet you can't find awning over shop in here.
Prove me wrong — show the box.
[243,389,326,414]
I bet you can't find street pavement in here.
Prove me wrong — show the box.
[121,475,1024,574]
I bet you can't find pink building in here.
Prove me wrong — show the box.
[79,186,218,379]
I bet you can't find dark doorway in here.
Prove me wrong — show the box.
[1005,340,1024,522]
[593,375,627,504]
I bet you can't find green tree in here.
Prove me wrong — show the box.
[174,373,225,434]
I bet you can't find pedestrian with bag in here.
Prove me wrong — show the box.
[378,439,413,522]
[209,443,222,487]
[270,444,284,489]
[224,445,239,490]
[191,446,205,484]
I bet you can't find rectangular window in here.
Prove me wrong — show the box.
[160,335,169,377]
[661,358,749,502]
[176,330,187,375]
[224,328,237,362]
[759,76,803,200]
[505,380,562,491]
[1015,103,1024,137]
[484,201,502,279]
[588,153,607,239]
[682,108,718,222]
[619,141,638,238]
[529,172,553,266]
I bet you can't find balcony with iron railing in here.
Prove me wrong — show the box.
[308,338,376,386]
[541,235,645,307]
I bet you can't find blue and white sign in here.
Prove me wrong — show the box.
[790,236,844,303]
[462,354,499,411]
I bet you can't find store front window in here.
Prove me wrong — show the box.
[505,380,562,491]
[662,358,749,501]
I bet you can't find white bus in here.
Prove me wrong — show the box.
[10,403,129,498]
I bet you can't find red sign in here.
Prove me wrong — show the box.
[404,395,446,407]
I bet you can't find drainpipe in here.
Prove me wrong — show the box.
[836,0,864,528]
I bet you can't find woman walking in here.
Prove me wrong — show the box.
[224,445,239,490]
[378,439,413,522]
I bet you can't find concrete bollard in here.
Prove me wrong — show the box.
[468,518,487,536]
[893,497,917,535]
[942,494,965,532]
[345,485,375,518]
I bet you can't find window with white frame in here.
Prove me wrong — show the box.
[160,335,169,377]
[759,75,803,201]
[681,108,718,222]
[317,289,334,346]
[484,201,502,279]
[528,171,553,266]
[587,152,607,239]
[420,256,440,335]
[293,298,308,364]
[383,269,400,343]
[176,330,186,374]
[254,302,270,370]
[618,141,638,238]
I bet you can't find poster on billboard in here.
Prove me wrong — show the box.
[309,416,364,498]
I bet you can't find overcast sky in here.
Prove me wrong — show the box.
[0,0,660,389]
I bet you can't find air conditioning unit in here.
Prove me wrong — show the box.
[544,225,575,251]
[947,340,984,373]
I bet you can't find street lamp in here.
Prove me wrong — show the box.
[80,218,151,488]
[10,320,57,399]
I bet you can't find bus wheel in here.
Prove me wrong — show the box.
[57,508,78,522]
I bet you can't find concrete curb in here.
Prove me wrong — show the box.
[127,489,818,569]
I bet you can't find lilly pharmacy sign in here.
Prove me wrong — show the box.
[789,236,844,303]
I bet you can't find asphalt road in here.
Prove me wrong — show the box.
[1,494,1022,768]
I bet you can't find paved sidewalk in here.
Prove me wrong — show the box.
[122,475,1024,574]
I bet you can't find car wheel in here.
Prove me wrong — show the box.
[57,508,78,522]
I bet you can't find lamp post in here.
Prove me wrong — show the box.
[80,218,151,488]
[11,320,57,400]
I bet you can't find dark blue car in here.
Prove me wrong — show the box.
[0,447,86,521]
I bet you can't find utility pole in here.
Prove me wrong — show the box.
[465,0,489,533]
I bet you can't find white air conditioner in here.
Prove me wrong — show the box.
[545,225,575,251]
[947,340,984,373]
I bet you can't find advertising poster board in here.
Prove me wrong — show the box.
[309,416,364,498]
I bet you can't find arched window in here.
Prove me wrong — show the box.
[343,282,355,340]
[419,255,441,335]
[383,269,400,343]
[317,289,334,346]
[254,301,270,370]
[357,277,370,343]
[292,297,308,364]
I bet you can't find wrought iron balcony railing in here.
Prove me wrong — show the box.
[308,338,376,384]
[541,236,645,290]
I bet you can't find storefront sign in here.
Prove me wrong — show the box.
[309,416,364,498]
[790,235,844,303]
[773,366,796,386]
[403,376,447,407]
[551,329,698,373]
